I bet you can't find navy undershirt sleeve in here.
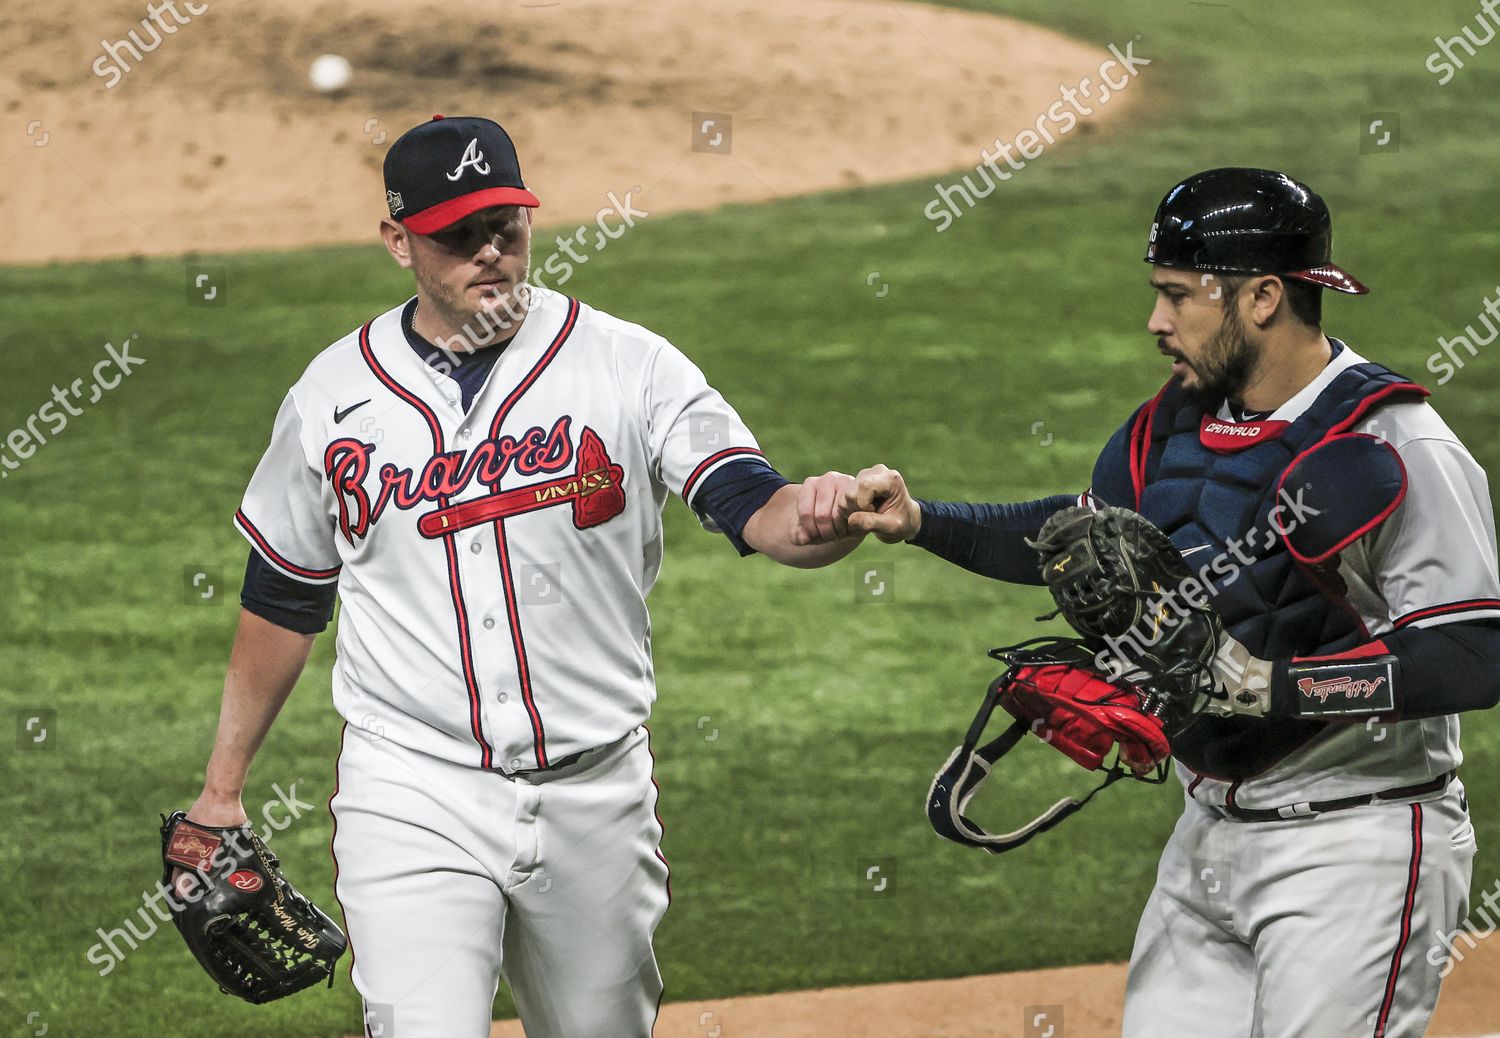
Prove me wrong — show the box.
[692,458,790,557]
[907,495,1077,585]
[240,550,337,634]
[1289,620,1500,719]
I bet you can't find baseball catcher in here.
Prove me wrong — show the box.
[849,167,1500,1037]
[159,811,346,1003]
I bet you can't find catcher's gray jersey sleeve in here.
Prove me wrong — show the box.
[234,391,341,583]
[640,338,765,527]
[1361,426,1500,630]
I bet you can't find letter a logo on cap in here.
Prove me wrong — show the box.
[446,138,492,181]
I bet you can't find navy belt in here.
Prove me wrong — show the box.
[1221,770,1453,822]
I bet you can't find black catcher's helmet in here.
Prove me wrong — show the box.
[1145,167,1367,294]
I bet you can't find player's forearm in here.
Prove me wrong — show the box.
[201,609,317,797]
[909,495,1076,584]
[1211,620,1500,721]
[765,535,865,568]
[744,482,865,568]
[1277,620,1500,720]
[1381,620,1500,717]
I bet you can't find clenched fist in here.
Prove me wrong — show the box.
[845,464,921,544]
[789,470,858,546]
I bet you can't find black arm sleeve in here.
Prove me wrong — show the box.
[906,495,1077,584]
[692,457,791,557]
[1383,619,1500,718]
[1271,620,1500,719]
[240,550,338,634]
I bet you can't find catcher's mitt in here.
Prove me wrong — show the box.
[1030,504,1223,733]
[159,811,347,1004]
[927,505,1225,856]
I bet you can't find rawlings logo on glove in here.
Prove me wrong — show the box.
[159,812,347,1004]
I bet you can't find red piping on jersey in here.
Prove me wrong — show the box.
[1273,434,1408,566]
[491,525,548,765]
[682,446,768,505]
[359,319,497,768]
[478,296,581,768]
[1373,804,1424,1036]
[487,297,581,443]
[234,509,341,580]
[1129,381,1172,510]
[1394,599,1500,629]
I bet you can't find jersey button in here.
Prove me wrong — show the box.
[510,757,524,770]
[470,541,483,555]
[497,692,508,704]
[459,429,471,441]
[483,617,496,630]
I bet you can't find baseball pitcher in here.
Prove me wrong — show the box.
[165,115,868,1035]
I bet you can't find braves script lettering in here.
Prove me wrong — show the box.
[325,415,575,542]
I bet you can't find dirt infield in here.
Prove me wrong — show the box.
[489,942,1500,1038]
[2,0,1131,264]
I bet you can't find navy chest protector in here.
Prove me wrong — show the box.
[1091,355,1426,780]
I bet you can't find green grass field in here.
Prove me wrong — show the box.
[4,2,1500,1034]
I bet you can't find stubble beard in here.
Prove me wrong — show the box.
[1181,302,1260,406]
[417,249,532,353]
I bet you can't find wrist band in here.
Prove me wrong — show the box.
[1274,654,1400,718]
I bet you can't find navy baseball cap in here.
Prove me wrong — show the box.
[383,115,540,235]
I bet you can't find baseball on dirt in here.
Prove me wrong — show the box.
[309,54,352,93]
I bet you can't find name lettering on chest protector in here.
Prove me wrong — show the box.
[323,414,626,542]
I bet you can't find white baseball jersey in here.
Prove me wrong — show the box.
[235,286,764,771]
[1175,340,1500,808]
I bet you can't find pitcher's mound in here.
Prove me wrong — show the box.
[2,0,1137,263]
